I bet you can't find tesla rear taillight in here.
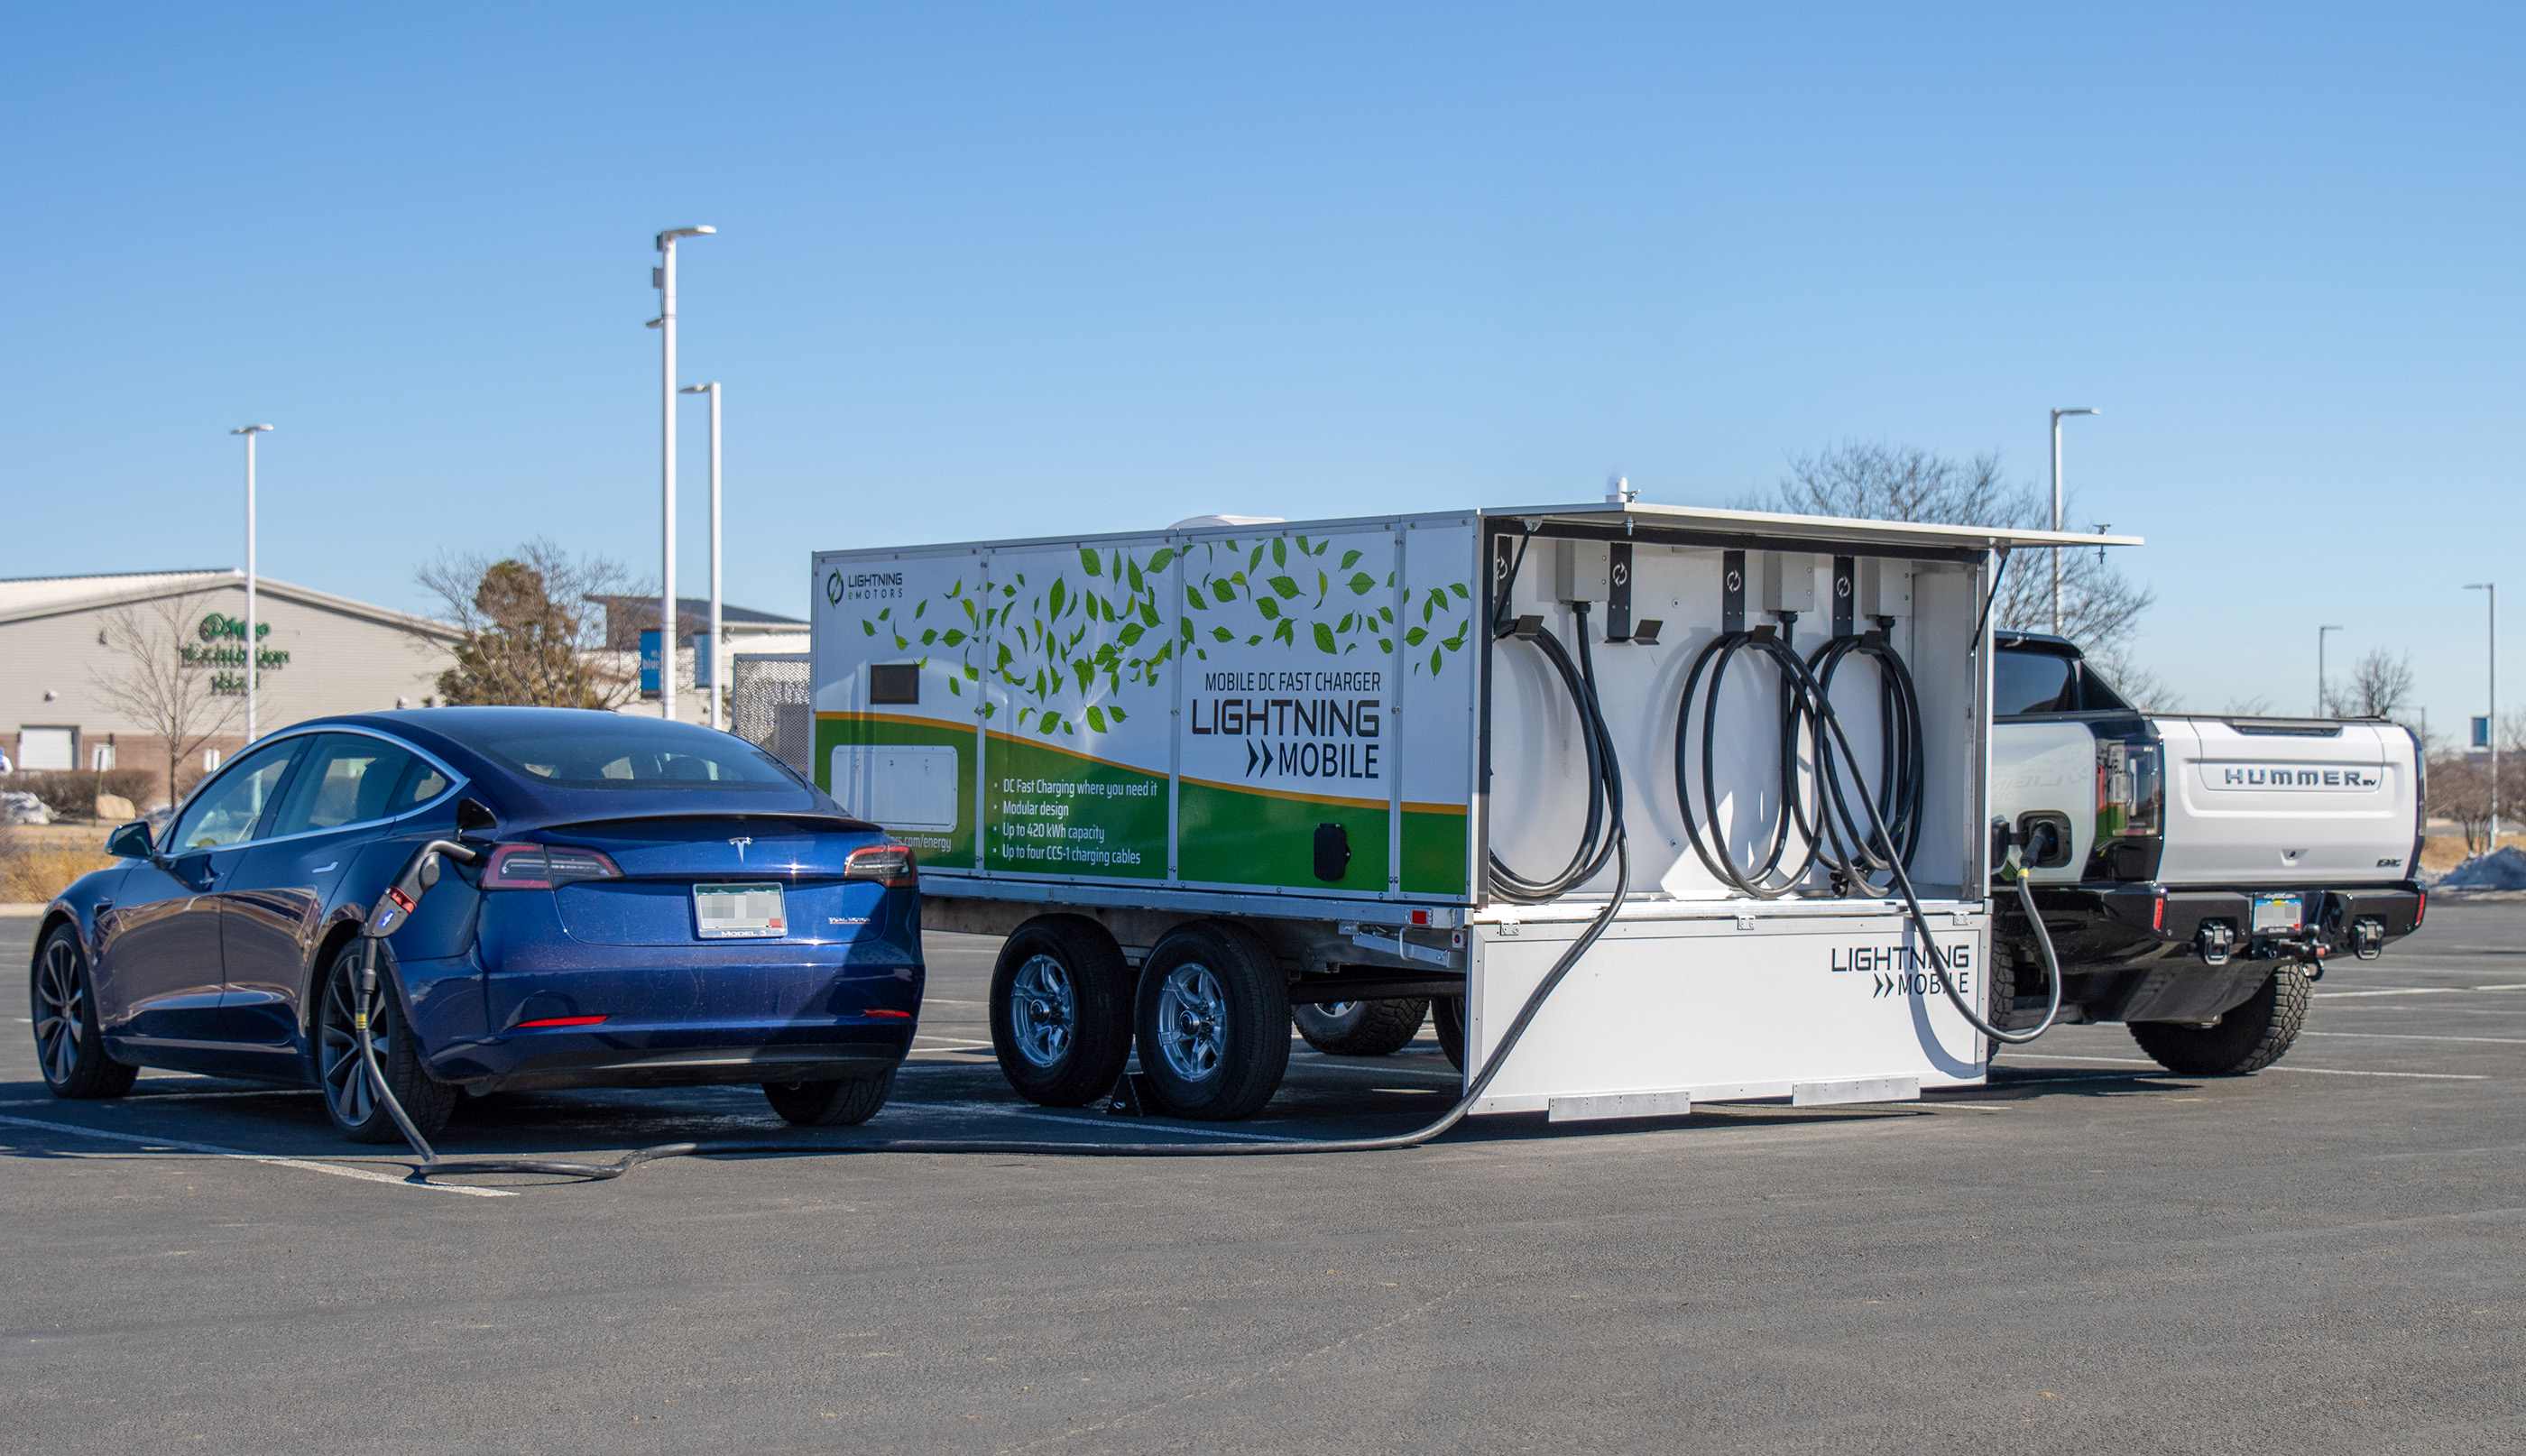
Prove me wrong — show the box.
[844,843,917,889]
[482,843,622,890]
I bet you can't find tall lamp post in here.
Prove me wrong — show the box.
[650,224,715,721]
[2049,407,2100,633]
[2317,623,2345,717]
[680,381,723,730]
[2466,582,2498,846]
[229,424,274,742]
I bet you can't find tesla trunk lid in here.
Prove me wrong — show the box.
[540,816,897,947]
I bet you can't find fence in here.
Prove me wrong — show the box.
[729,652,815,779]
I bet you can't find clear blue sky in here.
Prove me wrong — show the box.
[5,2,2517,739]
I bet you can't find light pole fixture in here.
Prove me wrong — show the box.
[2317,623,2345,717]
[2466,582,2499,847]
[229,424,274,742]
[650,224,715,721]
[2049,407,2100,634]
[681,381,724,730]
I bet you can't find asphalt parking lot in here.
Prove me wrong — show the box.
[4,906,2521,1455]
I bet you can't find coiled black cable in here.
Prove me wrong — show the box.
[1674,625,1824,898]
[1487,604,1624,903]
[1804,630,1925,894]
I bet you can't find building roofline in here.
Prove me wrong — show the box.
[0,570,466,643]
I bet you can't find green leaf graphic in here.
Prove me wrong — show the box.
[1268,576,1301,598]
[1085,705,1106,732]
[1406,626,1428,647]
[1047,579,1066,620]
[1340,549,1363,570]
[1349,573,1376,595]
[1148,547,1175,572]
[1256,597,1280,620]
[1377,636,1393,653]
[1128,558,1145,593]
[1313,622,1337,653]
[1212,625,1234,641]
[1080,548,1102,576]
[1212,579,1237,604]
[1272,539,1287,567]
[914,599,927,618]
[860,621,875,637]
[1431,647,1445,677]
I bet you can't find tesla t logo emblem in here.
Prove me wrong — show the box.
[729,837,752,861]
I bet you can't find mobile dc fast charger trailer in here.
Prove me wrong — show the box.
[810,503,2134,1123]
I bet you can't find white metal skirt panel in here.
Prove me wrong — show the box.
[1464,912,1988,1115]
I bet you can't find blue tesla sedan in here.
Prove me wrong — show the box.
[27,709,923,1142]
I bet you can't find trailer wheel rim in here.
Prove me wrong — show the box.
[1315,1001,1356,1018]
[318,962,392,1127]
[32,937,83,1085]
[1009,954,1077,1068]
[1156,963,1227,1083]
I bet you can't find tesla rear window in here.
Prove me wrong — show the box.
[471,723,803,790]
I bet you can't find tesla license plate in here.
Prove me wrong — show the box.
[695,882,787,940]
[2251,892,2303,935]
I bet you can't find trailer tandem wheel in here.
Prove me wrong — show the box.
[990,917,1136,1107]
[1293,998,1431,1057]
[1134,922,1291,1120]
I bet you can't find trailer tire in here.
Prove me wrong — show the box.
[1292,998,1429,1056]
[1432,996,1465,1073]
[2129,965,2312,1075]
[991,917,1135,1107]
[1135,922,1289,1120]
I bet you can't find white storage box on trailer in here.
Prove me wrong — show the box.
[809,503,2137,1120]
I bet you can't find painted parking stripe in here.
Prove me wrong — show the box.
[2319,983,2526,999]
[0,1112,515,1197]
[889,1100,1319,1143]
[2025,1053,2485,1082]
[2300,1030,2526,1046]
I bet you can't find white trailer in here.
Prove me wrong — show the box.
[808,502,2135,1121]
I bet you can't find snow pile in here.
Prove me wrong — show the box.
[2430,846,2526,891]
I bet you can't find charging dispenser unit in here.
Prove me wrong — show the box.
[807,503,2139,1123]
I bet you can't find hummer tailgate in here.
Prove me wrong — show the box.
[2155,718,2420,886]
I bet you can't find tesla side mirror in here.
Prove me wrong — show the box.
[106,820,154,860]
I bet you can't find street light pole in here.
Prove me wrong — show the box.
[2467,583,2499,846]
[2049,407,2100,634]
[229,424,273,742]
[681,382,723,730]
[2318,623,2345,717]
[650,224,715,722]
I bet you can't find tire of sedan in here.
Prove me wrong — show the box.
[763,1068,895,1126]
[1134,922,1288,1120]
[2128,964,2313,1075]
[990,917,1135,1107]
[1433,996,1466,1073]
[1292,997,1429,1056]
[31,926,137,1100]
[315,944,456,1144]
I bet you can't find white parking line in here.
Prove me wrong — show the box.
[911,1036,994,1050]
[2026,1054,2485,1082]
[0,1112,514,1197]
[890,1100,1318,1143]
[2301,1030,2526,1046]
[2319,984,2526,999]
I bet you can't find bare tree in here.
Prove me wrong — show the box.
[1763,441,2157,662]
[2429,753,2495,853]
[417,539,644,709]
[2326,648,2416,721]
[90,587,244,806]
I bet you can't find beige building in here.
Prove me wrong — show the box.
[1,569,459,806]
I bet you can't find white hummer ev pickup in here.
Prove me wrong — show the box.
[1988,632,2427,1074]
